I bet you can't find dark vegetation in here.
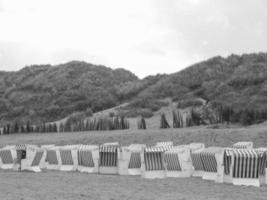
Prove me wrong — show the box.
[172,110,183,128]
[160,113,170,129]
[176,99,204,109]
[1,53,267,129]
[62,115,129,132]
[118,97,168,118]
[137,116,146,129]
[0,61,138,125]
[1,115,129,134]
[140,53,267,125]
[1,121,58,134]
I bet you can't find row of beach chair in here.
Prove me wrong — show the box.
[0,141,266,187]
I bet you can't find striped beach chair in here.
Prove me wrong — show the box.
[215,147,263,185]
[191,148,205,177]
[39,145,55,169]
[77,145,99,173]
[141,145,172,179]
[21,145,45,172]
[233,142,253,149]
[15,144,28,170]
[164,146,192,177]
[0,145,17,170]
[16,144,37,171]
[46,146,61,170]
[58,145,79,171]
[184,143,205,177]
[99,143,120,174]
[219,148,234,184]
[200,147,224,181]
[232,149,265,187]
[119,144,145,176]
[256,147,267,184]
[258,149,267,185]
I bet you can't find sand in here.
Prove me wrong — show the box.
[0,170,266,200]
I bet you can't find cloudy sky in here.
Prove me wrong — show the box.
[0,0,266,78]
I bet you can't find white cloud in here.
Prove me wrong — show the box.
[0,0,267,77]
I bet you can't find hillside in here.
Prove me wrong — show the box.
[1,52,267,126]
[0,61,138,124]
[118,53,267,126]
[139,53,267,110]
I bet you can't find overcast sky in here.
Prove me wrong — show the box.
[0,0,266,78]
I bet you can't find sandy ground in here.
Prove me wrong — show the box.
[1,125,267,199]
[0,170,267,200]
